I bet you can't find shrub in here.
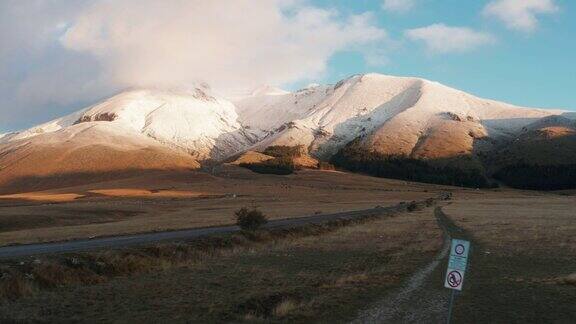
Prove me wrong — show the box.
[0,272,35,300]
[235,207,268,231]
[406,201,420,212]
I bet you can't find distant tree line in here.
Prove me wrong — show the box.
[494,163,576,190]
[331,140,492,188]
[240,157,297,175]
[239,145,303,175]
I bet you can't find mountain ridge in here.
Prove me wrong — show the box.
[1,73,573,192]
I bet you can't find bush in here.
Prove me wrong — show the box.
[407,201,420,212]
[0,272,35,300]
[235,207,268,231]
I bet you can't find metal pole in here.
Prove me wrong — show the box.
[446,290,456,324]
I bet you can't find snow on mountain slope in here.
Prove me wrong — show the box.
[0,87,258,192]
[0,122,201,193]
[2,87,257,160]
[235,73,563,163]
[0,109,86,143]
[362,77,563,168]
[1,72,569,192]
[235,74,426,156]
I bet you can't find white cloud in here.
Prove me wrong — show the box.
[382,0,416,13]
[0,0,388,130]
[60,0,387,93]
[405,24,496,54]
[483,0,559,32]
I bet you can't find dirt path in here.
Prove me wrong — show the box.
[353,206,471,323]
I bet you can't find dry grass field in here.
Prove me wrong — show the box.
[0,207,443,322]
[0,166,441,245]
[0,166,574,322]
[442,195,576,323]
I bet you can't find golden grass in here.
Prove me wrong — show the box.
[0,193,84,202]
[0,167,440,246]
[272,298,301,317]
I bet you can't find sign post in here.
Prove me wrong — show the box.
[444,239,470,324]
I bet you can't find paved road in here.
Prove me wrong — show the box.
[0,204,404,259]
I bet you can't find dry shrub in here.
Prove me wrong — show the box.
[407,201,423,212]
[272,299,300,317]
[0,272,35,300]
[235,207,268,232]
[333,273,370,287]
[100,253,157,276]
[31,262,103,288]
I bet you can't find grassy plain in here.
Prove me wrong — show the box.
[0,166,574,322]
[0,166,440,245]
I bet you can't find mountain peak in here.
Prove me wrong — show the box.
[248,85,289,97]
[1,73,569,190]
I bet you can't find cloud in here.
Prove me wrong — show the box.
[483,0,559,32]
[405,24,496,54]
[382,0,416,13]
[58,0,388,92]
[0,0,387,130]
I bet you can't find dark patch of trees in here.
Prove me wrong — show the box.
[331,140,492,188]
[263,145,303,158]
[239,157,297,175]
[494,163,576,190]
[239,145,305,175]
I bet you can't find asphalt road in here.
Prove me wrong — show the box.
[0,204,404,259]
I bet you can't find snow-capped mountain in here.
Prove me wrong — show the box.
[0,73,572,192]
[234,74,564,164]
[0,87,258,192]
[2,87,257,160]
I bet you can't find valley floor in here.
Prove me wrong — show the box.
[0,166,574,322]
[0,166,438,246]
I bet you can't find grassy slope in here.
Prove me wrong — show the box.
[443,197,576,323]
[0,208,442,323]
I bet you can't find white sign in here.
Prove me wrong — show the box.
[444,239,470,291]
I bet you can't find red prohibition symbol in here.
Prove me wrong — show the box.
[448,270,462,287]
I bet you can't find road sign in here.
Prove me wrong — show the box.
[444,239,470,291]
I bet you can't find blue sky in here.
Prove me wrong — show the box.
[0,0,574,131]
[300,0,575,111]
